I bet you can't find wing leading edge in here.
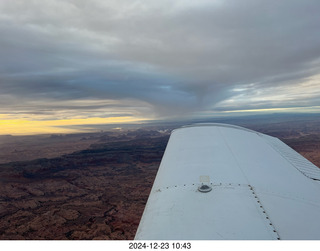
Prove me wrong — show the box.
[135,123,320,240]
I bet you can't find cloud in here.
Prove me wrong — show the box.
[215,74,320,112]
[0,0,320,123]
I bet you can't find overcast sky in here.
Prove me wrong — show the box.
[1,0,320,127]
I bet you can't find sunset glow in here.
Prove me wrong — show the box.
[0,116,144,135]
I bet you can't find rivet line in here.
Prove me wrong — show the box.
[248,185,280,240]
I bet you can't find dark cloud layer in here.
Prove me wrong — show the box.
[1,0,320,121]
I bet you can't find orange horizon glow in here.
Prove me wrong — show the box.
[0,116,146,136]
[2,106,320,136]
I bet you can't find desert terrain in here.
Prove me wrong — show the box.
[0,114,320,240]
[0,131,124,164]
[0,129,169,240]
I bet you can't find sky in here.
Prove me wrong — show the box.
[1,0,320,135]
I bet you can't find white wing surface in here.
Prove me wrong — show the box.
[135,123,320,240]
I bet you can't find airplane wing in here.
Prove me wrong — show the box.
[135,123,320,240]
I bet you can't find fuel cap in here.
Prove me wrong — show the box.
[198,184,212,193]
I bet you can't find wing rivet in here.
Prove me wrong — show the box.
[198,184,212,193]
